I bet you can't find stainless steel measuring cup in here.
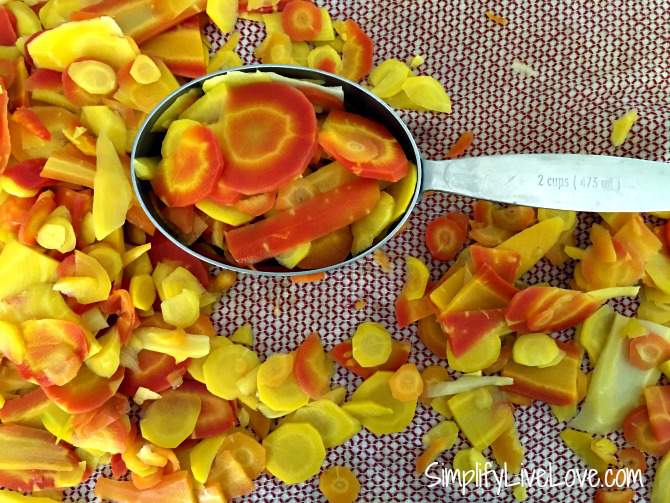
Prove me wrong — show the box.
[131,64,670,277]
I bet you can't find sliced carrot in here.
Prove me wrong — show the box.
[388,363,424,402]
[281,0,322,41]
[351,322,392,368]
[207,449,254,499]
[213,82,317,195]
[218,431,266,480]
[263,422,326,484]
[318,110,409,182]
[319,465,361,503]
[425,213,468,261]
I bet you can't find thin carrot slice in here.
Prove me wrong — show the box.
[351,322,393,368]
[213,82,317,195]
[318,110,409,182]
[263,422,326,484]
[152,120,224,207]
[281,0,322,41]
[140,388,201,448]
[388,363,424,402]
[67,60,117,95]
[319,465,361,503]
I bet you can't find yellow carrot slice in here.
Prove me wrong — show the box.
[140,389,201,448]
[351,321,393,368]
[203,344,260,399]
[263,422,326,484]
[67,60,117,95]
[129,54,162,85]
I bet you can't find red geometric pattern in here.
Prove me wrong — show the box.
[66,1,668,501]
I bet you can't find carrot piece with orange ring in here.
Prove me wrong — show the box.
[335,19,373,81]
[307,45,342,74]
[213,81,316,194]
[425,212,468,261]
[281,0,322,41]
[628,333,670,370]
[319,465,361,503]
[318,110,409,182]
[226,178,380,265]
[389,363,424,402]
[151,119,223,207]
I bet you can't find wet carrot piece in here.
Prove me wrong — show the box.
[445,131,474,159]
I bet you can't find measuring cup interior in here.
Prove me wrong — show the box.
[132,64,424,276]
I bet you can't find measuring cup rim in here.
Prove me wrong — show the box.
[131,63,424,277]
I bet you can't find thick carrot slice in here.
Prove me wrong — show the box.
[425,213,468,261]
[225,178,380,265]
[213,82,317,195]
[152,120,224,207]
[281,0,322,41]
[318,110,409,182]
[319,465,361,503]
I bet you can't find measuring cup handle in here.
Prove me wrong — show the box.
[420,154,670,212]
